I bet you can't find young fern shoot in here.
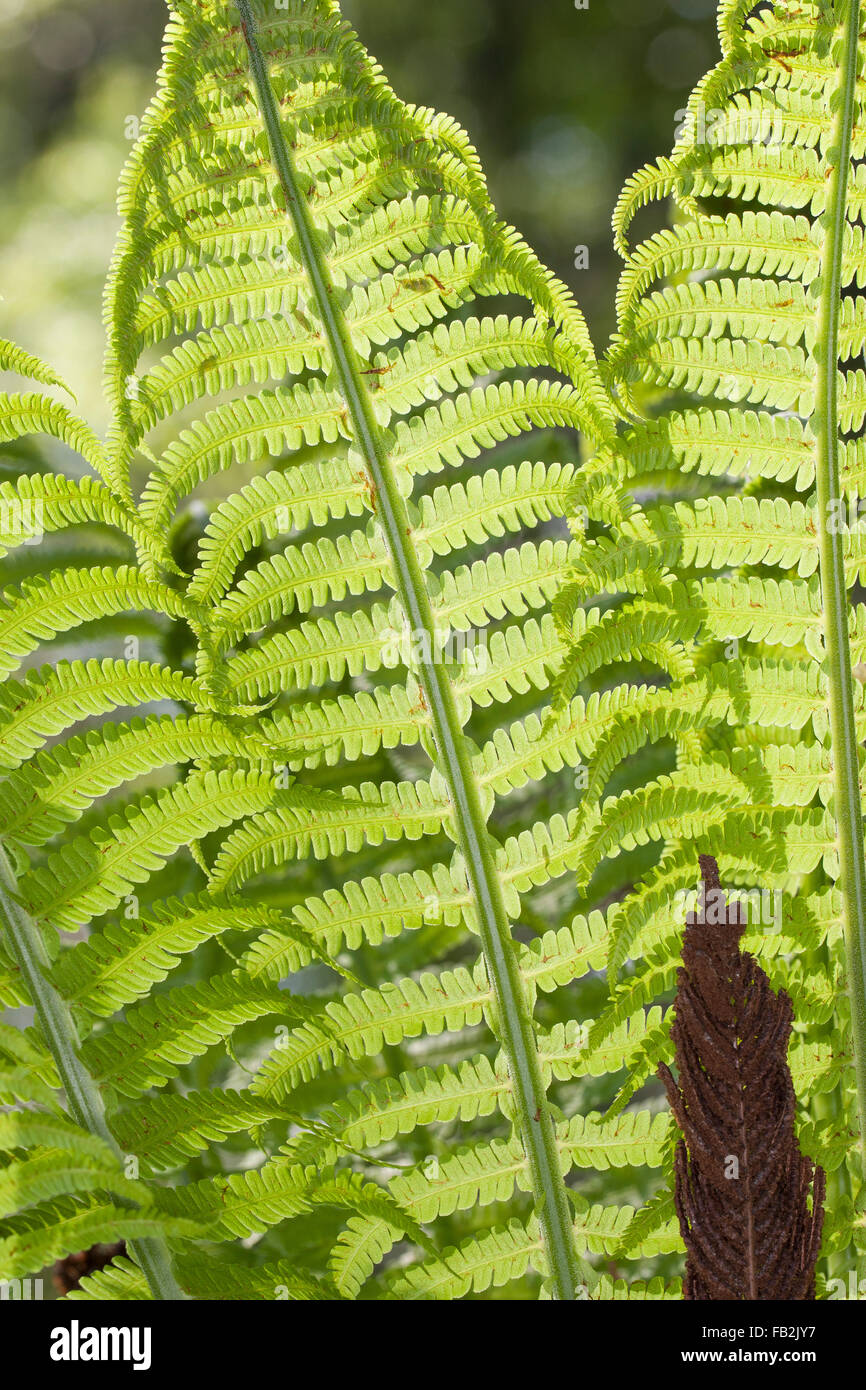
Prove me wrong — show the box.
[660,856,825,1300]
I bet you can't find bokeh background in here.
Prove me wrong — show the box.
[0,0,719,425]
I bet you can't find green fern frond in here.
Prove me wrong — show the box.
[551,0,866,1287]
[14,0,861,1306]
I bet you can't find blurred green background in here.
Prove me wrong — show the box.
[0,0,719,427]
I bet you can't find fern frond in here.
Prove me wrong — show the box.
[251,963,489,1102]
[550,0,866,1292]
[0,395,110,485]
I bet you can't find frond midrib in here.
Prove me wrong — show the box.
[235,0,585,1301]
[812,0,866,1207]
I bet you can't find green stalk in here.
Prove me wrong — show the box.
[0,842,186,1300]
[814,0,866,1198]
[237,0,583,1299]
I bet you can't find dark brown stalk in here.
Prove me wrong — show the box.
[659,855,825,1299]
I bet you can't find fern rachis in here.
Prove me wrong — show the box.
[812,0,866,1189]
[235,0,583,1298]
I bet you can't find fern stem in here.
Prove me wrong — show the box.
[0,842,186,1301]
[814,0,866,1192]
[236,0,583,1298]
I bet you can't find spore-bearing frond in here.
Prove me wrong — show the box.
[659,855,825,1300]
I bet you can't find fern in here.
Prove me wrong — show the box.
[553,0,866,1289]
[0,0,635,1302]
[4,0,862,1304]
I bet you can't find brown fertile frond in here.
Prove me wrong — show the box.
[659,855,825,1300]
